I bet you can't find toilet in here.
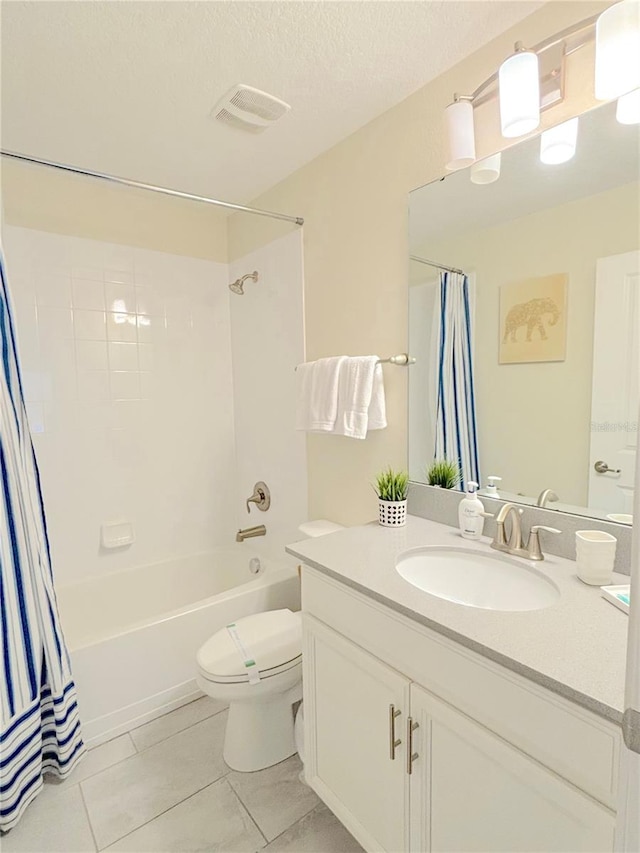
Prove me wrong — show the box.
[196,608,302,772]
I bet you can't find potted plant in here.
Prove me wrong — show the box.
[374,467,409,527]
[426,458,462,490]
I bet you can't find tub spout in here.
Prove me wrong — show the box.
[236,525,267,542]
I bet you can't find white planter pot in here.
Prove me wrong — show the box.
[378,499,407,527]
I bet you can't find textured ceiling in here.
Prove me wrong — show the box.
[1,1,541,203]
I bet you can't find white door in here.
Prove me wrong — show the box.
[409,684,615,853]
[303,615,410,853]
[589,251,640,514]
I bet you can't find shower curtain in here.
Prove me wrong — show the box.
[0,246,84,831]
[434,270,480,489]
[615,436,640,851]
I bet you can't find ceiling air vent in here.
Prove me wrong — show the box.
[212,84,291,134]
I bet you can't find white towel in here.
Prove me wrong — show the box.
[295,356,346,432]
[368,363,387,432]
[334,356,387,439]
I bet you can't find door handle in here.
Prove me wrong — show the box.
[406,717,419,775]
[389,704,402,760]
[594,460,621,475]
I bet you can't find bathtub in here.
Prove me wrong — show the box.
[56,549,301,746]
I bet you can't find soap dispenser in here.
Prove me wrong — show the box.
[484,476,502,498]
[458,481,486,540]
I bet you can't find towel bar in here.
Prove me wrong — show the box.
[295,353,416,370]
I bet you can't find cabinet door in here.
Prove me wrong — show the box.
[303,614,410,853]
[409,684,615,853]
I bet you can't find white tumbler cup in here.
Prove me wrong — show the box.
[575,530,617,586]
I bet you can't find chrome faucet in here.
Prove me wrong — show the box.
[236,524,267,543]
[491,503,560,561]
[537,489,558,508]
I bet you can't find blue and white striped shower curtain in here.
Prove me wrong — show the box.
[0,246,84,830]
[434,270,480,489]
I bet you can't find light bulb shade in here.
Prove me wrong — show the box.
[444,99,476,171]
[540,117,579,165]
[499,49,540,138]
[470,153,502,184]
[617,88,640,124]
[595,0,640,100]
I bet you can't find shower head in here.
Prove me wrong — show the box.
[229,270,259,295]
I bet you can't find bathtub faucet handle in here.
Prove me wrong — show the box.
[246,481,271,514]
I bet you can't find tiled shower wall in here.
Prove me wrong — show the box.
[3,226,238,586]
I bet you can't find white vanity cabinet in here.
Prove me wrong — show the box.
[304,617,410,852]
[302,566,620,853]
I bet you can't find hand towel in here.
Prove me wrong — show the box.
[295,356,346,432]
[334,356,386,439]
[367,362,387,432]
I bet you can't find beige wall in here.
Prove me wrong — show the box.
[228,1,612,525]
[1,158,229,262]
[425,181,640,506]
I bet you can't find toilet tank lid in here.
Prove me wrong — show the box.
[298,520,344,538]
[197,609,301,678]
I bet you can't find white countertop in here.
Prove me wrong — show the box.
[286,515,629,724]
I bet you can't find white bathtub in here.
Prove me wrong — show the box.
[56,549,301,745]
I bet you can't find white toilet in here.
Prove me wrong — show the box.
[196,608,302,772]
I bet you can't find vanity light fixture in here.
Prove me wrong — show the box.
[499,43,541,138]
[470,153,501,184]
[443,1,639,169]
[444,95,476,171]
[616,88,640,124]
[540,117,579,164]
[595,0,640,101]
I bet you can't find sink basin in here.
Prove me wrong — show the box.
[395,547,560,612]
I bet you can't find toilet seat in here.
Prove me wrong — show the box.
[197,609,302,686]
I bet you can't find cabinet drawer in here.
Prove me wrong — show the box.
[302,566,621,809]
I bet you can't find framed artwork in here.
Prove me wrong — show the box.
[499,273,567,364]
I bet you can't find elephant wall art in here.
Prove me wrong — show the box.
[499,273,567,364]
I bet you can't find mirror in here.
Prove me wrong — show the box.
[408,100,640,524]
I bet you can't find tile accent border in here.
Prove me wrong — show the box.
[408,482,632,576]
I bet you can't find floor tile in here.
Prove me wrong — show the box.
[2,780,96,853]
[228,755,319,841]
[70,734,137,784]
[130,696,227,752]
[105,778,265,852]
[81,712,229,849]
[264,803,364,853]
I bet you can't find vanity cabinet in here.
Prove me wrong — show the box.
[305,618,410,852]
[302,567,619,853]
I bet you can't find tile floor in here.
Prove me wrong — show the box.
[3,697,363,853]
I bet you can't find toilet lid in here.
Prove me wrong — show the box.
[197,609,302,683]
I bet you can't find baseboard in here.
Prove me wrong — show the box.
[81,679,203,748]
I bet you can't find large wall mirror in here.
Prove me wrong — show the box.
[408,100,640,524]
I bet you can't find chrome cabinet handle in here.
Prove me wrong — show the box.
[389,704,402,760]
[594,460,621,475]
[406,717,419,775]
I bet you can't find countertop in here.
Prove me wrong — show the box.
[286,515,629,725]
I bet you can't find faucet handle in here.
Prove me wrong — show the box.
[527,525,561,561]
[246,481,271,514]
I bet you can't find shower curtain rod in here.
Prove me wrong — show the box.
[410,254,464,276]
[0,150,305,226]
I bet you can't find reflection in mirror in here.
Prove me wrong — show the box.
[409,100,640,524]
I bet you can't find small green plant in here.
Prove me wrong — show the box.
[374,467,409,502]
[426,458,462,490]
